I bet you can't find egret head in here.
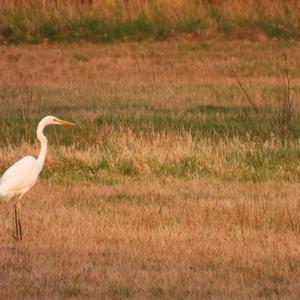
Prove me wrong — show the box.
[41,116,78,127]
[36,116,78,143]
[52,116,78,127]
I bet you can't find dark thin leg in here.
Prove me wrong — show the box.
[14,200,22,241]
[14,204,19,240]
[18,216,22,241]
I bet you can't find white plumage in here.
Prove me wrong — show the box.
[0,115,77,240]
[0,156,40,201]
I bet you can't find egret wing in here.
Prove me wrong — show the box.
[0,156,40,199]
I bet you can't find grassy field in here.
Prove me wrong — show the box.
[0,39,300,299]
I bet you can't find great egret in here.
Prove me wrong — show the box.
[0,116,77,241]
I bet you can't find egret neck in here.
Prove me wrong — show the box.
[36,119,48,171]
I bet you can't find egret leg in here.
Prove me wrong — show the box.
[14,203,20,240]
[14,197,23,241]
[18,210,22,241]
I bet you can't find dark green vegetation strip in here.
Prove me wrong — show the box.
[1,5,300,44]
[0,13,206,44]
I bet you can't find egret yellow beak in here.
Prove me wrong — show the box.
[57,119,78,126]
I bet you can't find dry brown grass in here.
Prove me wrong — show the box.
[0,181,299,299]
[0,39,300,298]
[1,40,300,112]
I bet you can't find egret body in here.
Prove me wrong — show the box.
[0,116,77,240]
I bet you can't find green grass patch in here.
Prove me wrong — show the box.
[117,159,138,176]
[155,155,202,178]
[2,101,300,182]
[1,103,300,146]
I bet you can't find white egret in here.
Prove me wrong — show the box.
[0,116,77,241]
